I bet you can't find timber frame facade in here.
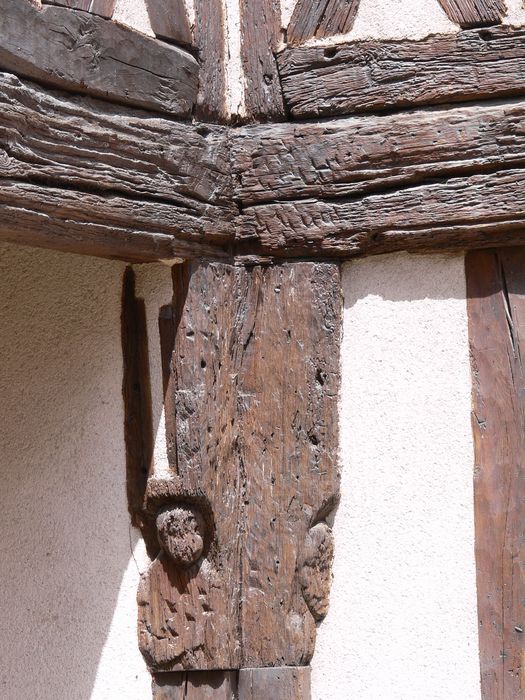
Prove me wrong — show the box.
[2,0,525,698]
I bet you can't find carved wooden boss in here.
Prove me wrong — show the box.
[1,0,524,697]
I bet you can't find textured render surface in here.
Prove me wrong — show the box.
[312,253,480,700]
[0,243,155,699]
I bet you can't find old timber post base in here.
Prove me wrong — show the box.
[134,261,342,698]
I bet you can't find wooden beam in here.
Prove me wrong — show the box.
[138,261,341,671]
[278,25,525,119]
[41,0,117,19]
[0,0,198,117]
[232,100,525,206]
[193,0,228,121]
[438,0,505,28]
[152,671,238,699]
[467,248,525,699]
[144,0,193,46]
[240,0,285,121]
[0,72,232,262]
[238,668,311,700]
[287,0,360,47]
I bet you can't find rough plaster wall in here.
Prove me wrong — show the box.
[312,253,480,700]
[0,242,171,699]
[281,0,525,43]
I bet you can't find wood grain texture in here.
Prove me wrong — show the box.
[41,0,117,18]
[0,0,198,116]
[236,169,525,259]
[438,0,505,27]
[237,262,341,666]
[193,0,228,121]
[232,100,525,206]
[145,0,193,45]
[287,0,360,47]
[0,180,230,262]
[153,671,238,699]
[138,262,341,671]
[278,25,525,119]
[138,262,243,671]
[240,0,285,120]
[238,667,311,699]
[121,268,158,554]
[467,248,525,700]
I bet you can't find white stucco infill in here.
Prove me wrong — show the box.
[312,253,481,700]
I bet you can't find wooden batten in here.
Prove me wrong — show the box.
[240,0,285,120]
[287,0,360,47]
[438,0,505,28]
[41,0,117,18]
[144,0,193,46]
[467,248,525,699]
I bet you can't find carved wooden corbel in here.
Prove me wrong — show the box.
[131,260,342,697]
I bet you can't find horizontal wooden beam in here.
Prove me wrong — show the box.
[0,0,198,117]
[277,25,525,119]
[0,72,232,262]
[232,100,525,206]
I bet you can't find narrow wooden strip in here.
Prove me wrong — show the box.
[0,1,198,116]
[193,0,228,121]
[41,0,117,19]
[438,0,505,27]
[237,263,341,666]
[278,25,525,118]
[121,267,157,552]
[316,0,360,38]
[287,0,331,47]
[144,0,193,45]
[236,169,525,258]
[238,667,311,700]
[232,100,525,206]
[240,0,285,120]
[467,248,525,699]
[153,671,238,699]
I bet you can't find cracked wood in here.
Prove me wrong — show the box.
[0,0,198,116]
[467,248,525,699]
[0,72,232,261]
[41,0,117,18]
[138,261,341,671]
[278,25,525,119]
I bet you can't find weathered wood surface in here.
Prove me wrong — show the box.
[287,0,360,47]
[238,667,311,700]
[0,72,232,261]
[138,262,243,670]
[237,262,341,665]
[152,671,238,699]
[467,248,525,700]
[240,0,285,120]
[0,0,198,116]
[145,0,193,46]
[236,169,525,259]
[278,25,525,118]
[193,0,228,121]
[232,100,525,206]
[41,0,117,18]
[121,267,158,554]
[0,72,232,210]
[138,262,341,670]
[42,0,117,17]
[438,0,505,27]
[0,180,230,262]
